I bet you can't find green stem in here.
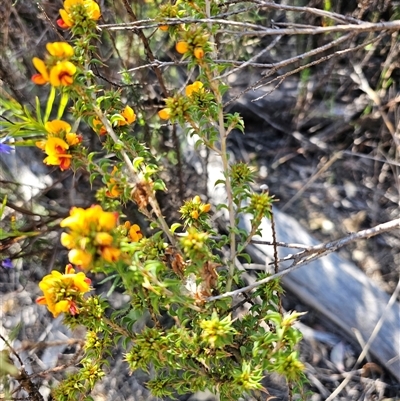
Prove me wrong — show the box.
[204,64,236,292]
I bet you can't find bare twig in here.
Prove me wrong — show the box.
[99,19,400,36]
[251,32,385,102]
[224,33,352,107]
[351,63,398,145]
[207,218,400,301]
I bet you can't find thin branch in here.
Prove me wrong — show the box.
[122,59,285,74]
[234,0,364,24]
[217,20,400,36]
[214,35,283,81]
[207,218,400,301]
[251,32,385,102]
[99,18,400,36]
[224,33,352,107]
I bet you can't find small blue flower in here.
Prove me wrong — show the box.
[1,258,13,269]
[0,136,13,154]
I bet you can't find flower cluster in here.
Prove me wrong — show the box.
[36,264,91,317]
[158,81,205,121]
[57,0,101,29]
[175,26,209,60]
[32,42,77,87]
[105,166,122,198]
[60,205,121,269]
[157,3,180,32]
[199,312,237,348]
[92,105,136,136]
[36,120,82,171]
[179,195,211,227]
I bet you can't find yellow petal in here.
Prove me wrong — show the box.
[44,137,69,155]
[45,120,71,135]
[61,232,75,248]
[86,0,101,20]
[73,272,91,292]
[66,132,81,146]
[64,0,84,12]
[46,42,74,58]
[54,300,71,317]
[68,249,92,269]
[98,211,118,231]
[95,232,114,246]
[100,246,121,263]
[49,61,76,87]
[32,57,49,81]
[119,105,136,125]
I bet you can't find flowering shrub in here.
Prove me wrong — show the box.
[0,1,307,400]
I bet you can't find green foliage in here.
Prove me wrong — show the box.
[0,0,307,400]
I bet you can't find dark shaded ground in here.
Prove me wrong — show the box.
[1,0,399,400]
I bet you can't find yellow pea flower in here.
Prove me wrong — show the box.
[118,105,136,126]
[93,118,107,135]
[185,81,204,97]
[36,264,91,317]
[60,207,88,232]
[129,224,143,242]
[58,9,73,28]
[61,232,76,248]
[43,136,69,155]
[200,203,211,213]
[66,132,82,146]
[49,61,76,86]
[57,0,101,29]
[46,42,74,58]
[106,166,122,198]
[98,211,118,231]
[100,246,121,263]
[41,137,72,170]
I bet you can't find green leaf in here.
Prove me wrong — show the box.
[35,97,43,124]
[44,86,56,123]
[170,223,182,233]
[238,252,251,263]
[0,196,7,220]
[153,179,166,191]
[57,91,69,120]
[133,157,144,170]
